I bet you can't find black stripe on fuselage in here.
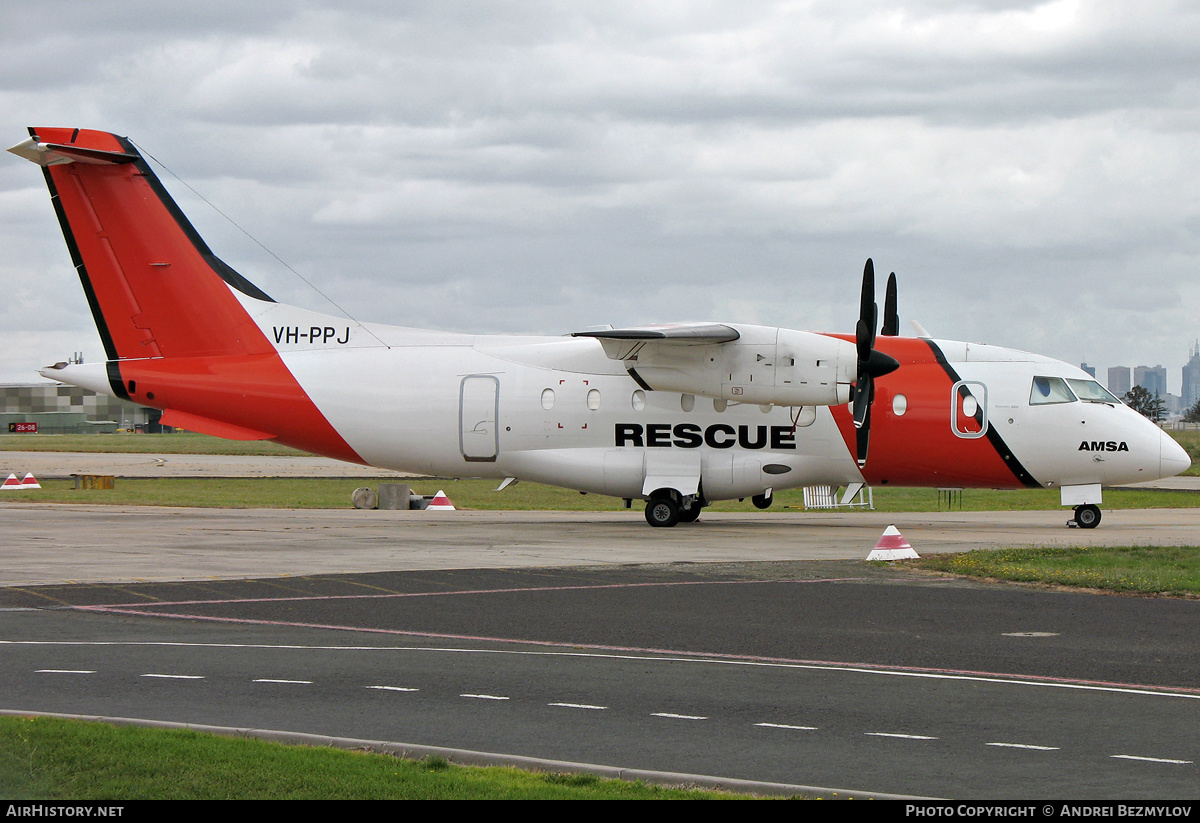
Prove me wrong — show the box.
[922,338,1042,489]
[105,360,130,401]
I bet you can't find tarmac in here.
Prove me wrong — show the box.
[2,450,1197,587]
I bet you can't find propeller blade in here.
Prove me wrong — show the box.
[851,260,901,467]
[856,412,871,467]
[881,272,899,336]
[858,260,876,363]
[855,379,874,466]
[853,374,872,429]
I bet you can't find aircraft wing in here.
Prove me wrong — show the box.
[572,323,740,363]
[572,322,855,408]
[572,323,741,344]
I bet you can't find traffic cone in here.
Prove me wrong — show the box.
[866,525,919,561]
[19,473,40,490]
[426,490,456,511]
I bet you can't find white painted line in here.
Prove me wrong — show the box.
[987,742,1059,751]
[866,732,938,740]
[35,669,95,674]
[755,722,817,730]
[652,713,707,720]
[1002,632,1060,638]
[141,673,204,679]
[7,640,1198,702]
[252,679,312,684]
[367,685,419,692]
[1111,754,1194,765]
[461,693,509,700]
[548,702,607,710]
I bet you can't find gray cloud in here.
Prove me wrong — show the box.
[2,1,1198,393]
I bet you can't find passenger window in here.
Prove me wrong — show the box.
[1029,376,1076,405]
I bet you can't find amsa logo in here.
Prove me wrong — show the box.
[1078,440,1129,452]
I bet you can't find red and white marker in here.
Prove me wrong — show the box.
[19,473,41,489]
[426,489,456,511]
[866,525,918,561]
[1,473,23,490]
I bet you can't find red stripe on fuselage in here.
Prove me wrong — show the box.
[829,336,1031,488]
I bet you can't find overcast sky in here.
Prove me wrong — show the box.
[2,1,1198,393]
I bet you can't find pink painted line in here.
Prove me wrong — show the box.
[76,577,868,609]
[75,604,1200,699]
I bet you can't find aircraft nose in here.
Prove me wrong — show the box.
[1160,429,1192,478]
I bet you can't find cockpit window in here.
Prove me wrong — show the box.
[1029,376,1077,405]
[1065,379,1121,404]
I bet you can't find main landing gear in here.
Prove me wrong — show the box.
[1070,504,1101,529]
[644,490,704,528]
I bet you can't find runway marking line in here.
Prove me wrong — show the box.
[1110,754,1193,765]
[755,722,817,730]
[986,742,1059,751]
[866,732,938,740]
[549,703,607,710]
[140,673,203,679]
[652,713,707,720]
[35,669,94,674]
[44,603,1200,704]
[68,576,867,609]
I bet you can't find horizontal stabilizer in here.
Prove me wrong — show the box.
[159,409,275,441]
[8,137,138,166]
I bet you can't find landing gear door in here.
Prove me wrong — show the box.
[951,380,987,439]
[460,375,499,461]
[642,451,701,498]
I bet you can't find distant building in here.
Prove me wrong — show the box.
[1182,342,1200,409]
[1080,362,1096,378]
[1,382,156,434]
[1107,366,1131,397]
[1134,365,1168,399]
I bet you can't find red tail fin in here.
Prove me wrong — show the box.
[15,128,364,463]
[17,127,274,362]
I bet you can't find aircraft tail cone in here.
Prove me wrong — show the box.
[866,525,918,561]
[1,473,22,490]
[20,473,41,489]
[426,490,456,511]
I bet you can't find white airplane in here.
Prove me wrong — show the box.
[10,128,1191,528]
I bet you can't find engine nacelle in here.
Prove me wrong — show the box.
[629,325,855,407]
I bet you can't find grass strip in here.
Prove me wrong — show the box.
[0,433,305,456]
[0,716,763,800]
[907,545,1200,596]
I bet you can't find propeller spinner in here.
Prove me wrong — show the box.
[852,259,900,467]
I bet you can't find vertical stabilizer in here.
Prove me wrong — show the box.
[12,128,274,362]
[13,128,364,463]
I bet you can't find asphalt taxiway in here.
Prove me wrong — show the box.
[4,505,1200,586]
